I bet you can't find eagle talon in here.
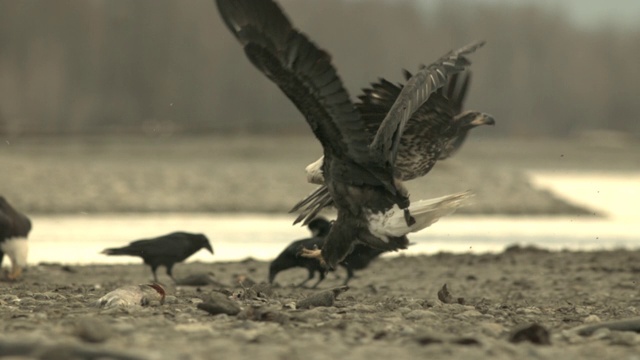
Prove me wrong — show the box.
[6,267,22,281]
[299,248,326,267]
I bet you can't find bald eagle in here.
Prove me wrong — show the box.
[0,196,31,280]
[216,0,481,268]
[293,69,494,224]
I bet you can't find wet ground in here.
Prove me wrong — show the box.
[2,247,639,360]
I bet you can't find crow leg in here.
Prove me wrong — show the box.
[166,264,176,283]
[295,268,315,288]
[343,268,355,286]
[310,271,326,289]
[151,265,159,283]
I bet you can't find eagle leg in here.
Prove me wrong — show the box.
[7,266,22,281]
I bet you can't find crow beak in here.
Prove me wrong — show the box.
[205,243,214,254]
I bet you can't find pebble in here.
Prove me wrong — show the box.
[516,307,542,315]
[296,286,349,309]
[481,322,505,337]
[75,318,111,343]
[197,293,242,316]
[404,309,439,320]
[174,323,214,333]
[583,314,601,323]
[18,297,36,306]
[454,310,484,320]
[164,295,179,304]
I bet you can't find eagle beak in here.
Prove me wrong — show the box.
[470,113,495,126]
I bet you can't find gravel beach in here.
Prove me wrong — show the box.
[2,248,640,359]
[1,135,639,359]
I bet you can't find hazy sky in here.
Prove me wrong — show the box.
[421,0,640,29]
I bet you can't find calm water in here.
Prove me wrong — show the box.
[26,171,640,265]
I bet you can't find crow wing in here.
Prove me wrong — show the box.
[369,41,485,167]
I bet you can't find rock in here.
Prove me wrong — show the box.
[509,323,551,345]
[238,305,289,324]
[404,310,439,320]
[75,318,111,343]
[296,286,349,309]
[164,295,179,305]
[437,284,464,305]
[481,322,505,337]
[454,310,483,320]
[197,293,241,316]
[583,314,601,324]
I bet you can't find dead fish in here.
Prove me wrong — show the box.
[95,283,166,308]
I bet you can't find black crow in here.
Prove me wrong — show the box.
[216,0,476,269]
[269,217,386,287]
[102,232,213,282]
[0,196,32,280]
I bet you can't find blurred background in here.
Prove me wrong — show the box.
[1,0,639,138]
[1,0,639,264]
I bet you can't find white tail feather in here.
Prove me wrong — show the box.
[368,191,472,238]
[305,156,325,185]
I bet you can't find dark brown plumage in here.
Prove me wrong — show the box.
[292,70,494,225]
[269,217,385,287]
[216,0,479,269]
[0,196,31,280]
[101,232,213,282]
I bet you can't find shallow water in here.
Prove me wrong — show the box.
[24,171,640,265]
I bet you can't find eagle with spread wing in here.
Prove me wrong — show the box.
[293,69,494,224]
[215,0,488,269]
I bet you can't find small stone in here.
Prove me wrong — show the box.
[516,307,542,315]
[481,322,505,337]
[163,295,179,304]
[75,318,111,343]
[404,309,438,320]
[509,323,551,345]
[583,315,601,324]
[197,293,241,316]
[296,286,349,309]
[455,310,483,319]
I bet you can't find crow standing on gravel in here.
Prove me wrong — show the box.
[101,232,213,282]
[269,217,386,288]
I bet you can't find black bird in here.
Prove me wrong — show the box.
[269,217,385,288]
[216,0,477,269]
[0,196,32,280]
[101,232,214,282]
[294,70,494,224]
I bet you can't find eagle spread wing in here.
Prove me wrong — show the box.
[215,0,380,177]
[369,41,485,168]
